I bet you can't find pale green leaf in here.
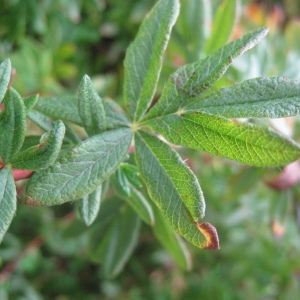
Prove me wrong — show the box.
[125,185,154,226]
[143,28,269,121]
[78,75,106,135]
[25,127,133,206]
[150,200,191,270]
[76,185,102,226]
[124,0,179,121]
[135,131,219,249]
[0,59,11,103]
[145,112,300,167]
[10,120,65,170]
[27,110,52,132]
[204,0,237,54]
[23,94,39,114]
[186,77,300,118]
[0,89,26,163]
[97,204,141,278]
[0,167,16,243]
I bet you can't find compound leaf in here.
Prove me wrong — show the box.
[25,127,133,206]
[0,167,16,243]
[145,112,300,167]
[124,0,179,121]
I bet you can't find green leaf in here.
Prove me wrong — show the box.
[113,167,131,197]
[10,120,65,170]
[121,163,142,188]
[27,110,52,132]
[23,94,39,114]
[134,131,218,249]
[204,0,236,54]
[97,204,141,278]
[78,75,106,135]
[34,96,129,129]
[25,127,133,206]
[0,89,26,163]
[125,185,154,226]
[185,77,300,118]
[34,95,82,125]
[0,59,11,103]
[151,200,191,270]
[123,0,179,121]
[174,0,211,61]
[145,112,300,167]
[76,185,102,226]
[143,28,269,121]
[0,167,16,243]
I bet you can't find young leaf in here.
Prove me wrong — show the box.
[185,77,300,118]
[97,204,141,278]
[143,28,269,121]
[23,94,39,114]
[123,0,179,121]
[76,185,102,226]
[0,89,26,163]
[25,127,133,206]
[150,200,191,270]
[134,131,219,249]
[0,59,11,103]
[145,112,300,167]
[0,167,16,243]
[78,75,106,135]
[204,0,236,54]
[113,167,131,197]
[125,185,155,226]
[10,120,65,170]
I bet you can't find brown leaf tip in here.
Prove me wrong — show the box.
[25,198,42,206]
[196,222,220,250]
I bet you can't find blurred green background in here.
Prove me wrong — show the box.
[1,0,300,299]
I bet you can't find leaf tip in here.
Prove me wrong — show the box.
[196,222,220,250]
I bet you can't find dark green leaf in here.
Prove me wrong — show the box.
[25,127,133,206]
[143,28,269,121]
[78,75,106,135]
[145,112,300,167]
[76,185,102,226]
[135,131,218,249]
[204,0,236,54]
[10,120,65,170]
[0,59,11,103]
[186,77,300,118]
[0,167,16,243]
[124,0,179,121]
[0,89,26,163]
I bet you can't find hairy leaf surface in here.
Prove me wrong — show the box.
[0,59,11,103]
[124,0,179,121]
[135,131,218,249]
[0,89,26,163]
[11,120,65,170]
[186,77,300,118]
[25,128,133,205]
[0,167,16,243]
[145,112,300,167]
[143,28,268,121]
